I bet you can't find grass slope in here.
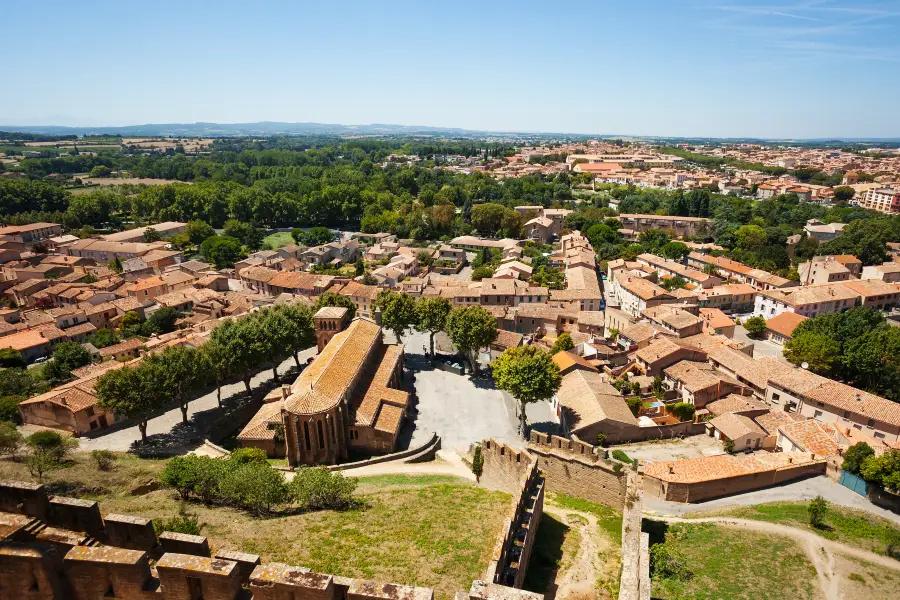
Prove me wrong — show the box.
[263,231,295,249]
[651,522,821,600]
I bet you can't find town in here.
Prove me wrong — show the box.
[0,128,899,600]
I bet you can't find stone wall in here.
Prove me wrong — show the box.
[0,479,542,600]
[616,473,650,600]
[527,432,628,510]
[479,440,535,495]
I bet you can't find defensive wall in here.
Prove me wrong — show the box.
[527,432,629,510]
[616,472,650,600]
[480,441,544,589]
[0,479,542,600]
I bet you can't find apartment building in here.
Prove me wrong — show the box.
[616,214,712,239]
[859,187,900,215]
[611,272,675,318]
[753,283,859,318]
[101,222,187,243]
[798,256,853,285]
[861,262,900,283]
[686,252,796,290]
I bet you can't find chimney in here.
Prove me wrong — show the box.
[668,465,675,474]
[281,385,291,400]
[788,457,793,464]
[856,393,862,402]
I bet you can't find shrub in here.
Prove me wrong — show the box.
[228,447,268,465]
[808,495,828,529]
[91,449,116,471]
[0,421,23,456]
[650,539,693,580]
[471,446,484,481]
[744,316,767,338]
[154,504,204,537]
[220,463,289,515]
[670,402,696,422]
[724,439,735,454]
[0,395,25,424]
[289,466,358,511]
[612,449,633,465]
[625,396,642,416]
[161,455,226,504]
[26,430,78,462]
[596,433,608,447]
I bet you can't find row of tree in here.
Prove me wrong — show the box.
[95,303,315,442]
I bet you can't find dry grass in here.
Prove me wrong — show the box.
[0,453,165,500]
[103,475,508,599]
[835,553,900,600]
[0,455,508,600]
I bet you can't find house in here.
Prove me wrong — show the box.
[709,413,766,452]
[127,276,169,301]
[803,219,845,242]
[489,329,524,360]
[551,350,598,377]
[795,382,900,442]
[663,360,744,407]
[64,239,173,263]
[696,283,756,313]
[0,223,62,248]
[615,214,712,239]
[636,254,722,289]
[524,217,553,244]
[335,281,380,318]
[239,266,279,295]
[699,308,735,337]
[555,369,639,443]
[611,272,674,318]
[634,337,708,376]
[687,252,796,291]
[798,256,854,285]
[840,279,899,312]
[861,262,900,283]
[641,305,704,338]
[18,363,122,435]
[99,338,145,362]
[764,312,806,346]
[266,271,335,297]
[1,325,68,362]
[776,419,840,457]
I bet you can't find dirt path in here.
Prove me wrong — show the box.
[657,516,900,600]
[543,505,618,600]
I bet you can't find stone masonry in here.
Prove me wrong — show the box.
[0,479,543,600]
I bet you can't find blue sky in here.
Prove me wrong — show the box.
[3,1,900,138]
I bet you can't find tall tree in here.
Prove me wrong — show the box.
[415,297,452,355]
[445,306,498,374]
[375,290,417,344]
[491,345,562,435]
[157,346,210,424]
[96,366,156,443]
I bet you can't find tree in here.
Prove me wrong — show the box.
[219,463,289,515]
[156,346,210,424]
[550,333,574,355]
[784,332,841,375]
[491,345,562,435]
[842,442,874,474]
[833,186,855,202]
[470,265,495,281]
[735,224,767,251]
[96,365,157,443]
[207,318,260,394]
[744,316,768,338]
[0,348,25,369]
[200,235,244,269]
[52,341,91,373]
[415,296,452,355]
[88,328,120,349]
[471,445,484,482]
[289,466,358,511]
[860,449,900,492]
[0,421,23,456]
[223,219,263,250]
[186,220,216,245]
[660,241,690,260]
[295,226,333,247]
[375,290,417,344]
[651,376,665,400]
[89,165,112,178]
[142,227,161,243]
[626,396,642,416]
[417,249,434,268]
[445,305,498,374]
[25,430,78,480]
[660,276,687,291]
[808,496,828,529]
[143,306,179,336]
[314,291,357,321]
[276,304,315,367]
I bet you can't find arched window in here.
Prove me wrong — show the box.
[303,421,311,451]
[316,420,325,449]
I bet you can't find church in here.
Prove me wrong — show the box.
[237,309,409,466]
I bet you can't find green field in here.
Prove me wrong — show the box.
[263,231,295,249]
[651,522,820,600]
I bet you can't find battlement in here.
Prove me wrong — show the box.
[528,431,598,459]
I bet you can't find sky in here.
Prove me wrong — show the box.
[3,0,900,139]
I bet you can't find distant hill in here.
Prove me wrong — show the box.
[1,121,898,143]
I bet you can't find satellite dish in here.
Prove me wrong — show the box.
[801,362,809,370]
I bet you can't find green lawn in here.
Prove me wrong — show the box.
[696,501,900,558]
[263,231,295,249]
[651,522,820,600]
[549,492,623,539]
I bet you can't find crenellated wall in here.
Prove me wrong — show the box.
[480,442,544,590]
[527,432,629,510]
[0,478,542,600]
